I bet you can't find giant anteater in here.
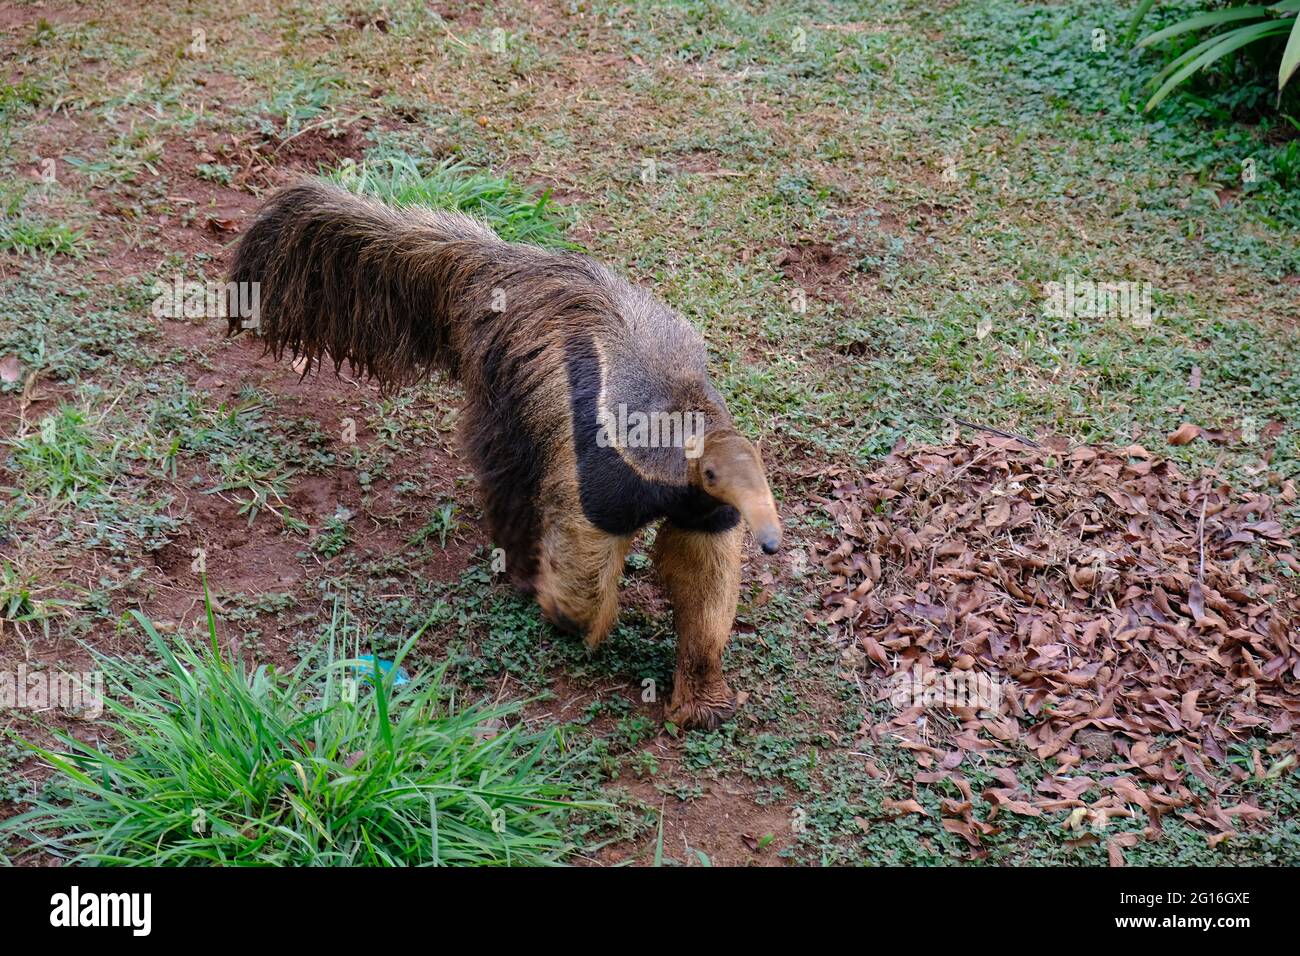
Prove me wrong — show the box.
[227,180,781,728]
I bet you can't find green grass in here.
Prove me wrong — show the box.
[0,559,77,642]
[0,595,601,865]
[313,506,354,557]
[64,128,163,185]
[255,72,346,137]
[0,216,83,257]
[6,405,115,504]
[174,388,336,531]
[330,154,575,247]
[0,272,163,390]
[3,393,183,558]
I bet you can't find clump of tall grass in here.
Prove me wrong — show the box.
[1,596,597,865]
[0,216,84,257]
[328,154,575,248]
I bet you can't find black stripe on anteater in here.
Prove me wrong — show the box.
[564,334,740,536]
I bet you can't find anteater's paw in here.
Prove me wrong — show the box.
[581,610,620,651]
[508,570,536,598]
[666,684,737,730]
[541,603,582,635]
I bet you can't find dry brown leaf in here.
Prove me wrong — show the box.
[1107,832,1140,867]
[813,434,1300,838]
[881,798,928,818]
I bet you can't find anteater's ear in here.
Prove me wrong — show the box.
[689,430,782,554]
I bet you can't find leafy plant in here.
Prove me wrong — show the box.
[1276,112,1300,184]
[195,162,234,185]
[313,506,353,557]
[0,560,76,641]
[1129,1,1300,110]
[409,501,459,549]
[256,73,345,137]
[7,406,117,504]
[0,216,84,257]
[0,273,159,386]
[0,595,601,865]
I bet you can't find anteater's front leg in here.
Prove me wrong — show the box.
[654,521,744,730]
[536,509,632,649]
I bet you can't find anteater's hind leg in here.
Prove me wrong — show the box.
[653,521,744,730]
[536,509,632,649]
[460,400,546,596]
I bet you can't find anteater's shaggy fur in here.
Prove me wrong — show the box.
[227,180,781,728]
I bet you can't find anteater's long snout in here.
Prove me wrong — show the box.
[733,483,782,554]
[691,430,782,554]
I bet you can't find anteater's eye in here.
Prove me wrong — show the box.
[704,468,716,482]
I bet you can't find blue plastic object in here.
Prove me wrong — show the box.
[353,655,411,686]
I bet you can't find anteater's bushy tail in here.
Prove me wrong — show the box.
[227,179,505,385]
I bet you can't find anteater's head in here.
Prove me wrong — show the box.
[687,430,782,554]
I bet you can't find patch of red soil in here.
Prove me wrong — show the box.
[145,339,479,662]
[603,776,794,867]
[428,2,485,28]
[268,122,374,177]
[776,240,853,303]
[0,2,72,33]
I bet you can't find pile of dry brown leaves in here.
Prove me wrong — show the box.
[811,435,1300,861]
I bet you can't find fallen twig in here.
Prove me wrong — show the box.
[946,416,1041,448]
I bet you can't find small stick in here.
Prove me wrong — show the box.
[1197,487,1208,585]
[272,113,366,155]
[946,416,1041,448]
